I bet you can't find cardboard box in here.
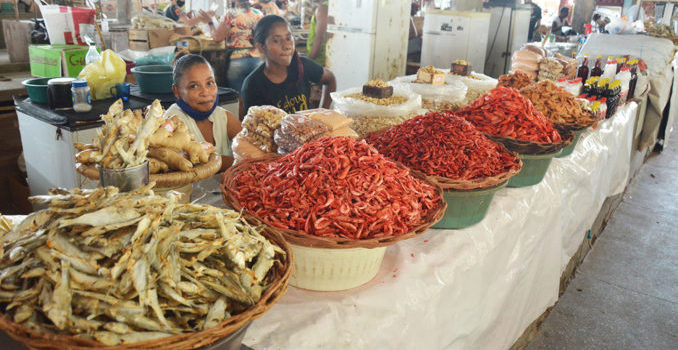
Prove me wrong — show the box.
[128,29,172,51]
[29,45,89,78]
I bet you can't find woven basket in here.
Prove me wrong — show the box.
[77,152,222,188]
[485,127,574,155]
[0,220,292,350]
[221,155,447,249]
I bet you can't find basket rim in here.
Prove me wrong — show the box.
[77,152,222,188]
[221,154,447,250]
[484,127,575,155]
[0,217,293,350]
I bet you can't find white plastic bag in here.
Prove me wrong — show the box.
[390,74,467,111]
[331,86,423,137]
[447,71,498,92]
[38,2,96,45]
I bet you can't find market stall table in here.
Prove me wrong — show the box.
[14,87,239,196]
[212,103,636,349]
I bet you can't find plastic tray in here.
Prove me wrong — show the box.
[433,181,508,229]
[508,149,563,187]
[289,243,387,291]
[556,129,585,158]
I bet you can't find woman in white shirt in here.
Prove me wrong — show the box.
[165,54,242,171]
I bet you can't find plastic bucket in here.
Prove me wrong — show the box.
[131,65,173,94]
[508,150,562,187]
[556,129,585,158]
[22,78,51,104]
[432,181,508,229]
[289,244,387,291]
[99,161,149,192]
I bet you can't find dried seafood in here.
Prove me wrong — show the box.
[0,185,284,345]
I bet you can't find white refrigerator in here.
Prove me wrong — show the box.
[420,9,491,73]
[326,0,410,92]
[483,6,531,78]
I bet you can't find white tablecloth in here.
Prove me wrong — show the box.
[243,103,638,350]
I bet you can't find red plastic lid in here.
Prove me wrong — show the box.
[620,66,630,71]
[607,60,617,64]
[557,77,568,82]
[600,97,607,102]
[572,78,583,83]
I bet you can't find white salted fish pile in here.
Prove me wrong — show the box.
[0,184,284,345]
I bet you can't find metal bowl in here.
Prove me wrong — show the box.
[98,161,149,192]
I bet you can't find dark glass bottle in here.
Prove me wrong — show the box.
[577,54,590,81]
[591,55,603,77]
[628,59,639,100]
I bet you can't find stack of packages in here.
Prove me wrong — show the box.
[553,53,577,79]
[538,57,564,81]
[511,45,546,81]
[233,107,357,160]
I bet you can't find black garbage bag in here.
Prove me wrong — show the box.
[30,18,49,44]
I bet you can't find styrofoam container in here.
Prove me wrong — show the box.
[154,183,193,204]
[289,244,387,291]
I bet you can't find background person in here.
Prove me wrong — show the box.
[241,15,336,114]
[166,54,242,171]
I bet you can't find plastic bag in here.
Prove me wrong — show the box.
[329,127,359,138]
[233,132,268,160]
[78,50,127,100]
[273,129,304,153]
[446,71,498,92]
[118,46,176,66]
[245,105,286,129]
[297,108,353,131]
[390,74,467,112]
[242,114,274,138]
[38,2,96,45]
[280,114,329,142]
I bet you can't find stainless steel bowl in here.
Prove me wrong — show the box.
[98,161,150,192]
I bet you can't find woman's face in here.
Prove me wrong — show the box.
[173,63,218,113]
[260,22,295,67]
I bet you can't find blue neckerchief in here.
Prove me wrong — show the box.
[176,95,219,121]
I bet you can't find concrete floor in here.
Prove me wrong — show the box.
[526,138,678,349]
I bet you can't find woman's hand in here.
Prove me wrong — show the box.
[319,68,336,109]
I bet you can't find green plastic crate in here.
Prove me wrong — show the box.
[556,129,586,158]
[432,181,508,229]
[508,150,563,187]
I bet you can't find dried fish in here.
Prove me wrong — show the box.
[0,184,284,345]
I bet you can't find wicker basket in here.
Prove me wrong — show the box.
[77,153,222,188]
[485,127,575,155]
[0,221,292,350]
[221,154,447,250]
[425,144,522,191]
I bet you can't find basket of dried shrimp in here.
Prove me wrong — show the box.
[221,137,446,291]
[0,183,292,350]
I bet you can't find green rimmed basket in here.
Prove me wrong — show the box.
[556,128,587,158]
[508,149,563,187]
[432,180,508,229]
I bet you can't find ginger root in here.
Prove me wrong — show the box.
[150,116,210,165]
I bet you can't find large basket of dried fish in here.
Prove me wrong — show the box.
[222,137,445,291]
[75,99,222,189]
[520,80,597,131]
[0,184,292,349]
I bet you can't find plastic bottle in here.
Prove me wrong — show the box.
[601,60,617,81]
[591,55,603,77]
[71,80,92,113]
[567,78,583,96]
[615,66,632,103]
[577,54,590,81]
[556,77,569,89]
[598,98,608,120]
[616,57,626,73]
[628,59,639,100]
[572,51,577,59]
[85,44,101,65]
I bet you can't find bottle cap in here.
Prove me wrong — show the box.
[573,77,583,83]
[597,55,602,58]
[600,97,607,103]
[607,60,617,64]
[578,94,588,98]
[558,77,568,82]
[72,80,88,88]
[607,56,613,60]
[620,66,630,72]
[584,53,589,57]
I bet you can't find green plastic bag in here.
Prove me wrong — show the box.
[78,49,126,100]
